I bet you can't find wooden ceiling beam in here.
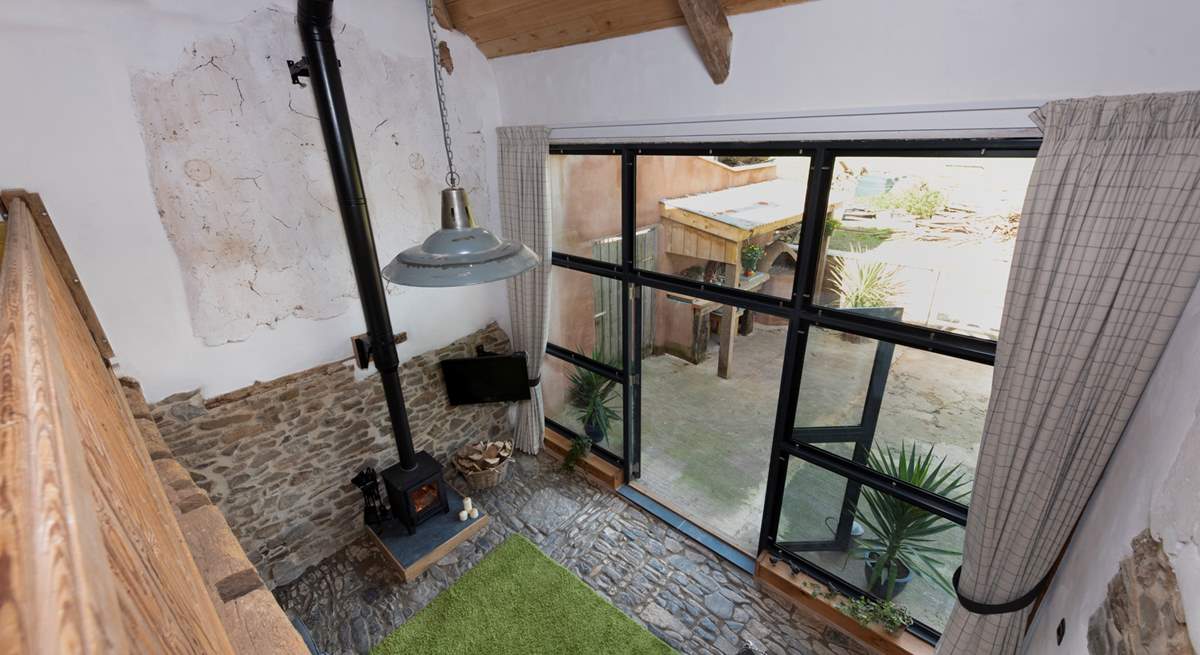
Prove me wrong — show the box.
[677,0,733,84]
[445,0,811,59]
[433,0,455,30]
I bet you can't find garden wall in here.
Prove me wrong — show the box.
[152,323,513,587]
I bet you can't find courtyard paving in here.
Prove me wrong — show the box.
[273,451,868,655]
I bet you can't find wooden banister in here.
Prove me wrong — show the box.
[0,194,235,654]
[0,190,113,361]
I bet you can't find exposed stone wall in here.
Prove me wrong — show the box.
[152,323,513,587]
[119,378,309,654]
[1088,529,1196,654]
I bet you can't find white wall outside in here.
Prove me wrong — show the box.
[0,0,509,401]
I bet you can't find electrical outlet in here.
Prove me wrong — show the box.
[1056,618,1066,645]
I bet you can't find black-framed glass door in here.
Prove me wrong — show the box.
[542,140,1039,642]
[785,307,899,553]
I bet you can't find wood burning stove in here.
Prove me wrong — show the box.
[381,452,449,535]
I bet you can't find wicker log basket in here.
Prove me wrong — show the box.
[453,440,513,491]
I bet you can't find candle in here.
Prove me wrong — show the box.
[468,508,479,520]
[458,509,469,522]
[463,497,474,513]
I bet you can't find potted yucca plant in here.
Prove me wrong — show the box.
[851,442,971,600]
[567,346,621,446]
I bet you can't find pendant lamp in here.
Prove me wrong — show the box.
[381,0,538,287]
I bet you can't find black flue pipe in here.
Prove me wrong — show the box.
[297,0,417,471]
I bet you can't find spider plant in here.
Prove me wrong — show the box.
[851,442,971,599]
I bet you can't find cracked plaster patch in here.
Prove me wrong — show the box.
[131,8,489,345]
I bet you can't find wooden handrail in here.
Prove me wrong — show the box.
[0,195,235,654]
[0,193,122,654]
[0,190,113,361]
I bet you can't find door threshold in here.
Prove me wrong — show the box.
[616,485,756,575]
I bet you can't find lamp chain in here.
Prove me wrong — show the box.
[426,0,459,189]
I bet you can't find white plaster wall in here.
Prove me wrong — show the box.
[492,0,1200,129]
[1022,284,1200,653]
[0,0,509,401]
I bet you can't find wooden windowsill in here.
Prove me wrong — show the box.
[755,552,935,655]
[542,427,623,490]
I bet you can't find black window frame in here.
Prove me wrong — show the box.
[543,139,1040,642]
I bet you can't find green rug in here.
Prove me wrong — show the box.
[371,534,675,655]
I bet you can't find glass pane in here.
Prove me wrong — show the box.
[794,326,987,502]
[819,156,1035,339]
[548,266,622,362]
[633,287,786,553]
[777,457,851,543]
[635,155,810,298]
[779,457,964,631]
[549,154,623,261]
[542,355,624,458]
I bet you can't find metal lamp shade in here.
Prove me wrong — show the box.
[382,188,539,287]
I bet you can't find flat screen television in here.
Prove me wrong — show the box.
[440,351,531,405]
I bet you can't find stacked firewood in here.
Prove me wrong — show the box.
[454,440,513,473]
[453,440,514,491]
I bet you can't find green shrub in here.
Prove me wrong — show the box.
[828,227,892,252]
[837,596,914,634]
[824,216,842,238]
[872,183,945,219]
[562,434,592,472]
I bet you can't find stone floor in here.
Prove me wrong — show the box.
[273,451,867,655]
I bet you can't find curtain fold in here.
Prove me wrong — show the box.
[498,126,551,454]
[937,92,1200,654]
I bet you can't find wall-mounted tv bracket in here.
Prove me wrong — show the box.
[286,56,340,87]
[350,331,409,370]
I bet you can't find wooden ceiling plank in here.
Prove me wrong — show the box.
[446,0,547,26]
[478,15,600,58]
[678,0,733,84]
[453,0,810,59]
[475,0,688,57]
[478,13,698,58]
[460,0,677,46]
